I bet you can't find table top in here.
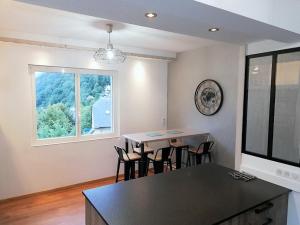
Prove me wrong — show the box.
[83,164,290,225]
[122,128,209,143]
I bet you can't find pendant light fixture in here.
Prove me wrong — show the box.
[94,24,126,64]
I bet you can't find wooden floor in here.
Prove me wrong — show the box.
[0,177,117,225]
[0,168,159,225]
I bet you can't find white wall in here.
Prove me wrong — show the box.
[194,0,273,23]
[0,41,168,200]
[240,41,300,225]
[167,43,245,168]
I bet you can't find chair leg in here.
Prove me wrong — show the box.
[196,154,202,165]
[168,159,173,171]
[116,159,120,183]
[186,153,190,167]
[149,160,154,174]
[183,150,187,167]
[153,161,164,174]
[208,152,212,162]
[130,161,136,179]
[153,161,158,174]
[145,158,150,175]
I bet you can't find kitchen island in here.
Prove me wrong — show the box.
[83,164,290,225]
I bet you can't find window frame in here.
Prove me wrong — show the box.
[242,47,300,168]
[30,65,119,146]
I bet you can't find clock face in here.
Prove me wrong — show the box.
[194,79,223,116]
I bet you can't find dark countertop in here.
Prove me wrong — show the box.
[83,164,290,225]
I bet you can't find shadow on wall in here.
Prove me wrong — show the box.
[0,126,23,200]
[213,125,236,168]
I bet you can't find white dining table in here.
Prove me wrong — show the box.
[123,128,209,177]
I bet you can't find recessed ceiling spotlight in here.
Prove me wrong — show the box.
[209,27,220,32]
[145,12,157,18]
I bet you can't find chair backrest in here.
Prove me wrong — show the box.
[114,145,129,161]
[199,141,214,154]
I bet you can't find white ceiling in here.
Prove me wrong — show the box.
[0,0,221,54]
[195,0,300,35]
[15,0,300,44]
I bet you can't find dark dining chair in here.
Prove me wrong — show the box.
[187,141,214,166]
[132,142,154,176]
[169,138,189,168]
[114,145,141,182]
[147,147,173,174]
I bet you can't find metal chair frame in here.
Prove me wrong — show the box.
[187,141,214,166]
[114,145,140,182]
[147,147,173,174]
[169,138,189,168]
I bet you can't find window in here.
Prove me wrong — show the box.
[243,47,300,167]
[244,56,272,156]
[30,65,118,145]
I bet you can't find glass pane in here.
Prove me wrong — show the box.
[272,52,300,163]
[35,72,76,139]
[80,74,112,135]
[245,56,272,155]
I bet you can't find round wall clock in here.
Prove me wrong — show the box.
[194,79,223,116]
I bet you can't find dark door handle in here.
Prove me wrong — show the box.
[262,218,273,225]
[255,202,274,214]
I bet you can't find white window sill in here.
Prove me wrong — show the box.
[32,134,120,147]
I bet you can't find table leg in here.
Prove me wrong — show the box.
[138,143,146,177]
[124,161,130,181]
[125,138,129,152]
[130,161,136,179]
[176,147,182,169]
